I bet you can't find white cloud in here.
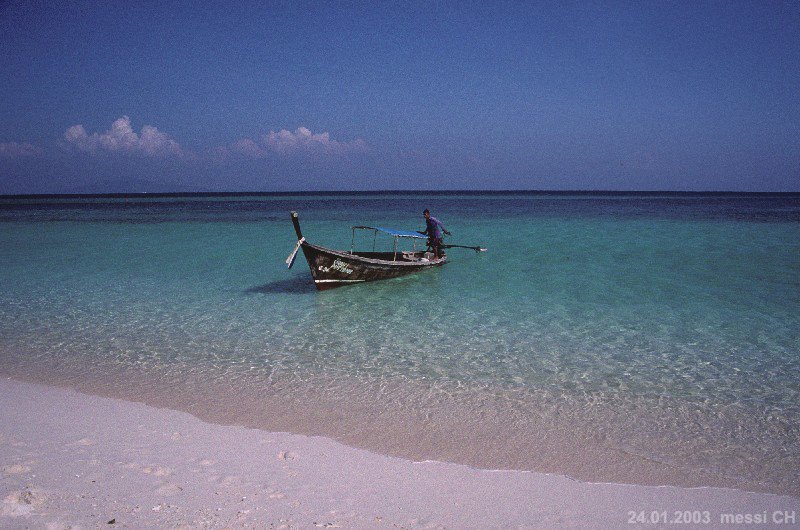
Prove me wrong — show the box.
[230,138,266,158]
[0,141,42,157]
[266,126,367,154]
[225,126,367,158]
[63,116,184,157]
[58,120,364,163]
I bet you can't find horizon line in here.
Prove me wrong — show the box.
[2,189,800,200]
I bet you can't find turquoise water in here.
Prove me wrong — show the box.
[1,193,799,494]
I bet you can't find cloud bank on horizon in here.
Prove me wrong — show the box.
[1,116,375,193]
[62,117,185,158]
[226,126,369,158]
[50,117,366,161]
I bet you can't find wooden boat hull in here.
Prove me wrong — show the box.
[300,242,446,290]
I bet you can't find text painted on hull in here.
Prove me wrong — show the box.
[319,259,354,275]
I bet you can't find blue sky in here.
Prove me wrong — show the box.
[0,1,798,193]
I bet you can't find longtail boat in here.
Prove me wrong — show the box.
[285,211,447,290]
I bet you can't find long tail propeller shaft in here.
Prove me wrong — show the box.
[442,244,487,252]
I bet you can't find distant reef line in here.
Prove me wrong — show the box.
[2,190,799,199]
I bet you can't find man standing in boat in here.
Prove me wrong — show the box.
[419,209,450,259]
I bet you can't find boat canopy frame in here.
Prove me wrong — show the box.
[350,225,428,260]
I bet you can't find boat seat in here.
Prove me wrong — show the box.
[401,251,421,261]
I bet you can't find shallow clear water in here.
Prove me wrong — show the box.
[1,193,799,494]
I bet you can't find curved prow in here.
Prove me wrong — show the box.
[290,211,303,240]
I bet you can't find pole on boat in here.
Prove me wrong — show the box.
[290,211,303,240]
[286,211,306,269]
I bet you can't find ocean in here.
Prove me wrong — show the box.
[1,192,798,495]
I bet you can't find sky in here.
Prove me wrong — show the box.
[0,1,798,193]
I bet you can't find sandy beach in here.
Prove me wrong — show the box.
[1,377,797,529]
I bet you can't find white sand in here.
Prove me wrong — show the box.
[1,377,797,529]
